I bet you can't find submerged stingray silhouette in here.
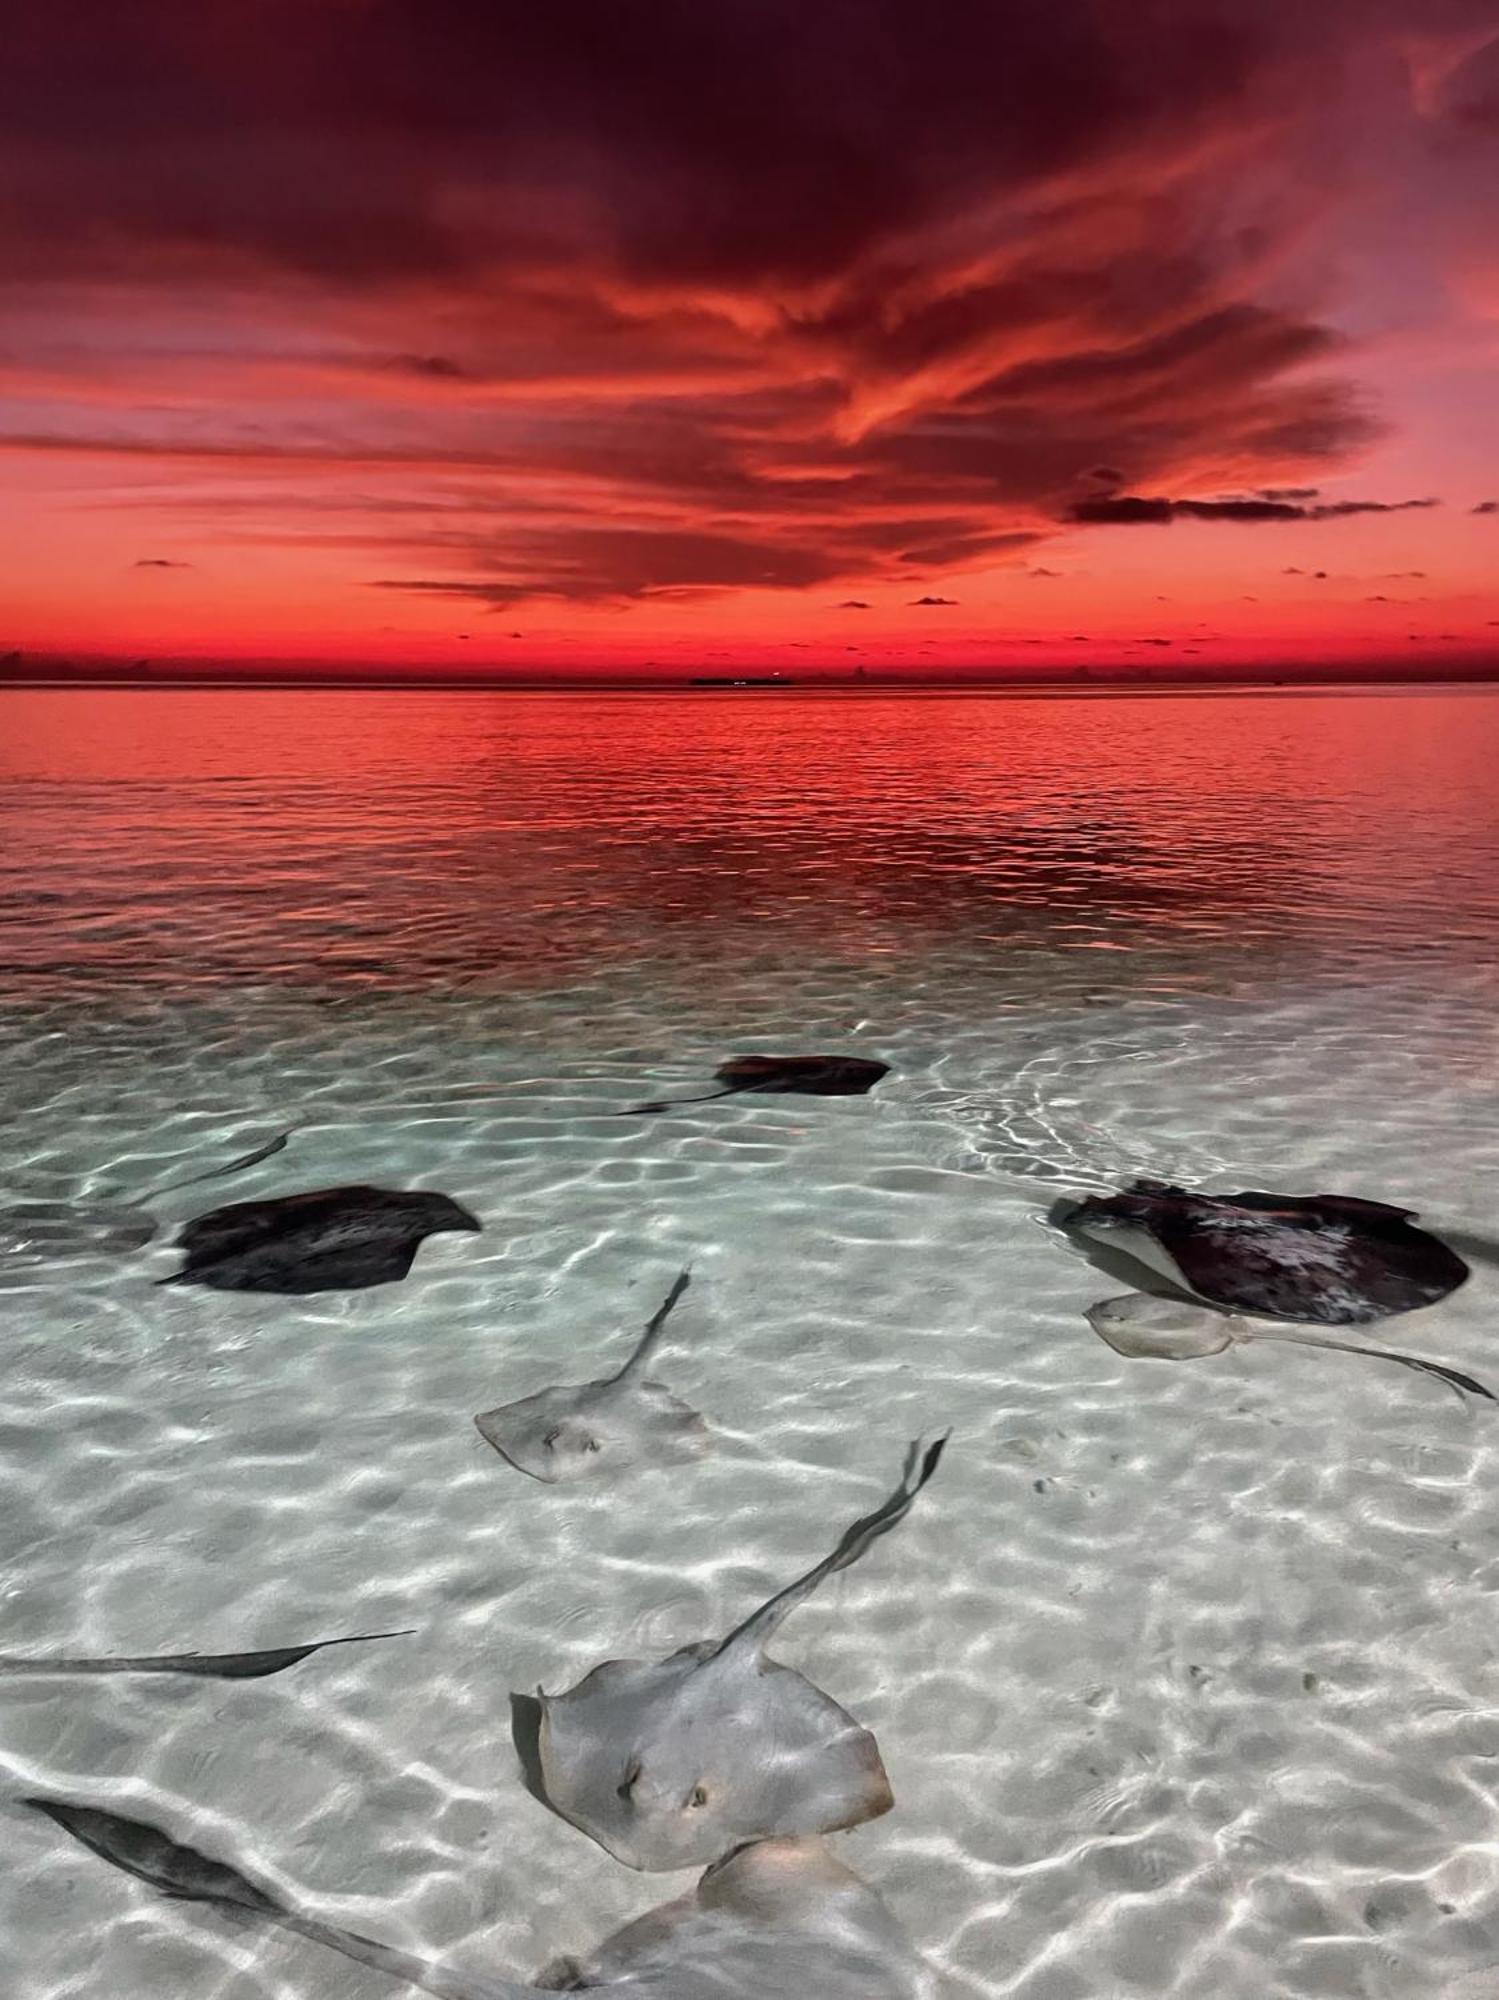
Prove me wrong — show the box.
[1065,1181,1469,1325]
[29,1801,934,1998]
[623,1055,889,1117]
[160,1184,482,1293]
[0,1129,292,1261]
[535,1436,947,1870]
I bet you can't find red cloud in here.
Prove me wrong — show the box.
[2,0,1494,620]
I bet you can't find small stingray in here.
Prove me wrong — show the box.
[476,1269,705,1482]
[1086,1291,1495,1401]
[0,1129,292,1260]
[161,1183,482,1293]
[1065,1180,1469,1325]
[535,1435,948,1871]
[623,1054,889,1117]
[0,1630,411,1680]
[30,1801,934,2000]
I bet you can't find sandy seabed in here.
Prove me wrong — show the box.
[1,953,1497,2000]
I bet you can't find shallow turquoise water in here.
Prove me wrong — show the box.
[2,688,1499,1998]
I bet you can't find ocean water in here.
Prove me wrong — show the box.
[1,686,1498,1998]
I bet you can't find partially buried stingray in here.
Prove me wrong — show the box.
[623,1054,889,1117]
[476,1269,706,1482]
[30,1801,936,2000]
[536,1435,948,1871]
[161,1184,482,1293]
[1087,1291,1495,1401]
[0,1128,292,1261]
[1065,1180,1469,1326]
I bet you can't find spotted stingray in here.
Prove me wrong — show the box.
[1065,1181,1469,1326]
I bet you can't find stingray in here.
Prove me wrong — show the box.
[1063,1180,1469,1326]
[476,1269,706,1482]
[535,1434,948,1871]
[160,1183,482,1293]
[1086,1291,1495,1401]
[0,1129,292,1261]
[622,1054,889,1117]
[29,1802,934,2000]
[0,1629,410,1681]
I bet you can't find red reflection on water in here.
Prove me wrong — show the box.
[3,689,1498,994]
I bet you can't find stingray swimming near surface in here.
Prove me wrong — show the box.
[1086,1292,1495,1402]
[535,1434,948,1871]
[0,1129,293,1261]
[1063,1181,1469,1326]
[622,1055,890,1117]
[476,1269,706,1482]
[0,1630,411,1680]
[30,1801,936,2000]
[160,1184,482,1293]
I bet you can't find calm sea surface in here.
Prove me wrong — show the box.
[2,688,1498,2000]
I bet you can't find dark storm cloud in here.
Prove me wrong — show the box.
[909,595,958,606]
[838,599,872,608]
[389,354,468,379]
[4,0,1486,608]
[1069,493,1439,524]
[1475,500,1499,513]
[132,556,192,567]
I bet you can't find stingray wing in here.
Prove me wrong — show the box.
[168,1237,421,1293]
[750,1663,896,1836]
[174,1185,384,1259]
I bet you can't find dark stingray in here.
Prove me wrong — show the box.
[160,1184,482,1293]
[1064,1180,1469,1326]
[0,1631,410,1680]
[623,1055,890,1117]
[0,1129,292,1261]
[535,1436,947,1871]
[30,1803,933,1999]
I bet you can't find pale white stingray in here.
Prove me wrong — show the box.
[475,1270,705,1482]
[536,1437,948,1871]
[1086,1292,1494,1400]
[33,1802,938,2000]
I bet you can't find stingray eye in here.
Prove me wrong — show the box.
[617,1760,642,1802]
[686,1784,710,1810]
[583,1435,601,1453]
[542,1428,561,1451]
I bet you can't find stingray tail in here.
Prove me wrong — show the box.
[715,1433,949,1657]
[0,1630,412,1680]
[139,1128,295,1202]
[615,1087,742,1116]
[609,1267,693,1382]
[1260,1329,1496,1403]
[28,1799,540,2000]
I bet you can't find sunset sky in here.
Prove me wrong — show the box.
[3,0,1497,679]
